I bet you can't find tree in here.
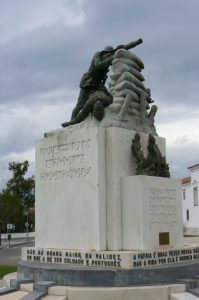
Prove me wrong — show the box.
[0,191,24,232]
[0,160,35,233]
[6,160,35,208]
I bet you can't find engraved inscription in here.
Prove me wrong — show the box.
[23,247,199,269]
[45,154,85,169]
[132,248,194,268]
[149,188,177,225]
[24,248,122,268]
[39,138,92,182]
[40,167,92,181]
[40,139,91,157]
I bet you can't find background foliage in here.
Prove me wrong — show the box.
[0,161,35,233]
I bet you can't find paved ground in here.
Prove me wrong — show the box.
[0,238,35,266]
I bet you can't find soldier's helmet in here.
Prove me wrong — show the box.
[103,46,114,52]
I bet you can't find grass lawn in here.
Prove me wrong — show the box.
[0,265,17,279]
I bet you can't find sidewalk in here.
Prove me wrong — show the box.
[0,237,35,250]
[0,232,35,250]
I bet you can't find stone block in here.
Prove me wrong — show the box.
[0,291,28,299]
[42,296,67,300]
[20,283,33,292]
[33,281,55,293]
[106,128,165,250]
[121,175,183,250]
[170,292,199,300]
[168,284,186,294]
[67,285,168,300]
[0,279,7,288]
[48,286,68,296]
[3,272,17,287]
[35,127,106,251]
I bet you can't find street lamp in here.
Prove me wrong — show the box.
[25,208,29,240]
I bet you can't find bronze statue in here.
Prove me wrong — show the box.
[62,89,113,126]
[62,39,143,127]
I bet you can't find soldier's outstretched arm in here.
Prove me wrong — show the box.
[94,53,114,70]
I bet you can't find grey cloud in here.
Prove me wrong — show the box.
[0,0,85,43]
[1,0,198,108]
[167,139,199,179]
[0,95,74,155]
[0,22,89,103]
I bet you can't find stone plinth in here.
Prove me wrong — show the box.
[35,127,106,250]
[121,176,183,250]
[35,126,166,251]
[18,251,199,287]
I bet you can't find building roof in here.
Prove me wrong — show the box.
[181,176,191,184]
[188,163,199,170]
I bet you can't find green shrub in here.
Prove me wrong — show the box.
[0,265,17,279]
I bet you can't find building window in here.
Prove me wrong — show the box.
[186,209,190,221]
[183,189,186,200]
[193,187,198,206]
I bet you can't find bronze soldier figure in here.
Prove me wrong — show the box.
[62,39,143,127]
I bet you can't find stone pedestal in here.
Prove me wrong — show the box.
[35,127,166,251]
[121,175,184,250]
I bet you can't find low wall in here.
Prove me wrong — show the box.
[1,232,35,239]
[184,227,199,236]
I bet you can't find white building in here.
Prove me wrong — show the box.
[182,164,199,235]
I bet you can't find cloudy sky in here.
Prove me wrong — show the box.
[0,0,199,187]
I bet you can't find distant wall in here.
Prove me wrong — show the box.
[1,232,35,239]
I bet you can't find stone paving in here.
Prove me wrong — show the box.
[0,291,28,299]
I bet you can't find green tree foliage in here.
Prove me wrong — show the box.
[0,160,35,233]
[0,191,24,232]
[6,160,35,208]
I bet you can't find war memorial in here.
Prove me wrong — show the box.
[12,39,199,298]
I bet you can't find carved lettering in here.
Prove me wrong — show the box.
[40,139,91,157]
[45,154,85,169]
[24,248,122,268]
[39,137,93,182]
[23,247,199,269]
[40,167,91,181]
[149,188,177,225]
